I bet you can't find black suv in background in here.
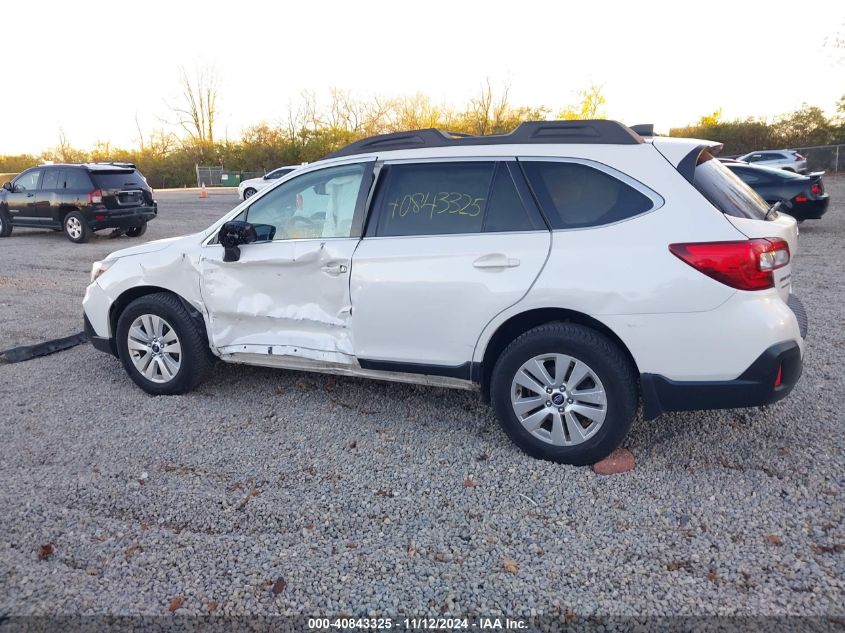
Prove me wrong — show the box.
[0,163,157,243]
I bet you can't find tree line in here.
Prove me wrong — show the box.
[1,78,843,188]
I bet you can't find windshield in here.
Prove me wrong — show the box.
[693,151,769,220]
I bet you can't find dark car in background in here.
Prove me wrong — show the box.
[0,163,157,243]
[726,163,829,222]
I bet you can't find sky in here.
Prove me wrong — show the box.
[2,0,843,155]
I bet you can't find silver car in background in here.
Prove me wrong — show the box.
[237,166,298,200]
[737,150,807,173]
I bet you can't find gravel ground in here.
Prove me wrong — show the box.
[0,183,843,621]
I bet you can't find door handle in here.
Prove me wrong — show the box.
[321,263,348,276]
[473,253,520,269]
[26,193,34,198]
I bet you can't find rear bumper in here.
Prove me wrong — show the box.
[641,340,803,420]
[787,197,828,221]
[87,204,157,230]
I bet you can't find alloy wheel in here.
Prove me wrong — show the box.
[510,353,607,446]
[126,314,182,383]
[66,216,83,240]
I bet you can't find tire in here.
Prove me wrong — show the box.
[490,322,637,465]
[116,292,214,395]
[126,222,147,238]
[243,188,257,199]
[0,208,12,237]
[63,210,90,243]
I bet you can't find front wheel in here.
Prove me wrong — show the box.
[64,211,90,243]
[490,323,638,465]
[126,222,147,238]
[243,187,257,199]
[116,292,214,395]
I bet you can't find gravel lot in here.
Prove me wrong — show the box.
[0,183,843,622]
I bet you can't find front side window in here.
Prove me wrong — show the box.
[246,163,366,240]
[521,161,654,229]
[375,162,494,237]
[13,169,42,192]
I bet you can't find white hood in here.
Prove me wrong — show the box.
[105,233,202,261]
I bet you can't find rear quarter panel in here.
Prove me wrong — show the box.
[473,145,757,378]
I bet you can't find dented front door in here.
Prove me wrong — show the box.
[198,161,374,364]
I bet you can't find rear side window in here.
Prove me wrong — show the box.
[89,170,147,189]
[40,169,59,190]
[694,151,769,220]
[521,161,653,229]
[64,169,93,190]
[731,168,767,184]
[376,162,494,237]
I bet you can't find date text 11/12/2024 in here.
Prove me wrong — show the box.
[307,616,528,630]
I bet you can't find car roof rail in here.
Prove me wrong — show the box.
[629,123,654,137]
[324,120,644,159]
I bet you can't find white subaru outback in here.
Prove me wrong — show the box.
[83,121,806,465]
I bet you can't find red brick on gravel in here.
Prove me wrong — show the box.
[592,448,635,475]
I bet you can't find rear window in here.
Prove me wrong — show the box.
[89,170,148,190]
[693,151,769,220]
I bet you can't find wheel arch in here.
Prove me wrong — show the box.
[109,286,209,348]
[476,307,640,402]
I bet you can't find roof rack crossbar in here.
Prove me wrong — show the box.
[324,120,643,158]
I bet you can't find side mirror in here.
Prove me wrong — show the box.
[218,221,258,262]
[2,182,12,192]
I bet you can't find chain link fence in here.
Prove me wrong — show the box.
[790,144,844,172]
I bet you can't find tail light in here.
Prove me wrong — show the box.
[810,182,822,195]
[794,195,808,203]
[794,153,805,161]
[88,189,103,204]
[669,239,790,291]
[774,365,783,387]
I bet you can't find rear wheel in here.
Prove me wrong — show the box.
[116,293,214,395]
[126,222,147,238]
[64,211,90,243]
[243,187,257,199]
[0,209,12,237]
[490,323,637,465]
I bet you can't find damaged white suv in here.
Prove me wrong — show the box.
[83,121,806,465]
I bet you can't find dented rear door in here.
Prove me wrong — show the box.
[199,161,374,364]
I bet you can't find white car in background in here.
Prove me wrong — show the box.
[737,150,808,173]
[238,166,299,200]
[83,121,806,465]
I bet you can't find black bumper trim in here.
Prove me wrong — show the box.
[641,341,802,420]
[84,314,116,357]
[358,358,474,380]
